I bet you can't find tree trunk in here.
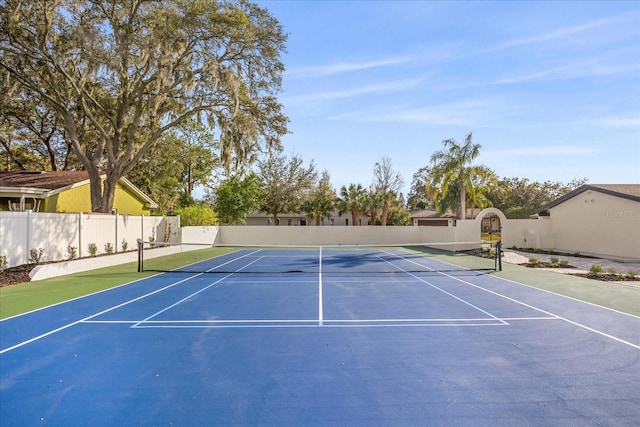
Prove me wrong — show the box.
[87,168,104,212]
[381,201,390,226]
[351,209,360,226]
[458,178,466,219]
[100,174,118,213]
[369,208,378,226]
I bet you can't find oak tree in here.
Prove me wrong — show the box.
[0,0,288,212]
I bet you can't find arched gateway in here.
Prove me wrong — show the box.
[474,208,507,248]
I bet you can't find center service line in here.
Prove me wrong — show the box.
[318,246,324,326]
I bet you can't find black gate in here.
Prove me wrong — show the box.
[481,213,501,248]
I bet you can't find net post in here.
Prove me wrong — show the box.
[137,240,143,273]
[496,240,502,271]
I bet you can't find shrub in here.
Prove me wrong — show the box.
[550,256,559,264]
[174,204,219,226]
[121,239,129,252]
[0,253,7,272]
[573,251,581,257]
[67,245,78,260]
[88,243,98,257]
[606,266,618,275]
[589,264,603,275]
[626,269,638,279]
[104,242,114,254]
[559,259,569,268]
[528,257,540,265]
[29,248,44,264]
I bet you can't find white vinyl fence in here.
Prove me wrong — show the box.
[0,211,180,268]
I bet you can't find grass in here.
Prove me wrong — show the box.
[0,247,235,319]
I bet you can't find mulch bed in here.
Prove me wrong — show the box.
[1,250,135,287]
[522,262,638,282]
[521,262,575,269]
[570,272,639,282]
[0,264,35,287]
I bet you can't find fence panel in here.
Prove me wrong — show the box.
[81,214,116,257]
[0,212,178,269]
[1,212,29,268]
[30,212,80,263]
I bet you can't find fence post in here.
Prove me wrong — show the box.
[78,212,83,258]
[25,209,31,265]
[114,211,118,253]
[137,240,143,272]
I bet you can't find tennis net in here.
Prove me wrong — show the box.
[137,242,501,275]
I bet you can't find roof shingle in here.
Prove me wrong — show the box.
[0,171,90,190]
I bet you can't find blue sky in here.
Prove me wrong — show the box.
[256,0,640,196]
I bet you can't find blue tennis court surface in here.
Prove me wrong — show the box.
[1,248,639,426]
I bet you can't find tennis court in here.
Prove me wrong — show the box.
[1,246,639,426]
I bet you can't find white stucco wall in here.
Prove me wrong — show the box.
[213,225,479,251]
[499,192,639,260]
[546,191,639,259]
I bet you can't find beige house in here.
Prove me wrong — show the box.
[245,210,368,226]
[410,209,456,226]
[529,184,640,260]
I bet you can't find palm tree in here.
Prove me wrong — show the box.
[364,189,383,225]
[466,170,497,217]
[430,133,488,219]
[338,183,368,226]
[466,183,492,217]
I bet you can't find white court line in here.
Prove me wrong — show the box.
[382,249,640,350]
[446,273,640,350]
[318,246,324,326]
[377,252,508,325]
[83,316,558,325]
[131,255,265,328]
[203,249,262,272]
[128,322,510,329]
[0,274,202,354]
[0,250,263,354]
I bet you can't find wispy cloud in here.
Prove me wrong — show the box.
[491,48,640,85]
[285,55,416,79]
[470,13,632,57]
[329,97,509,127]
[282,74,433,106]
[482,145,598,161]
[592,116,640,128]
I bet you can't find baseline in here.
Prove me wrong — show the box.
[85,315,559,329]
